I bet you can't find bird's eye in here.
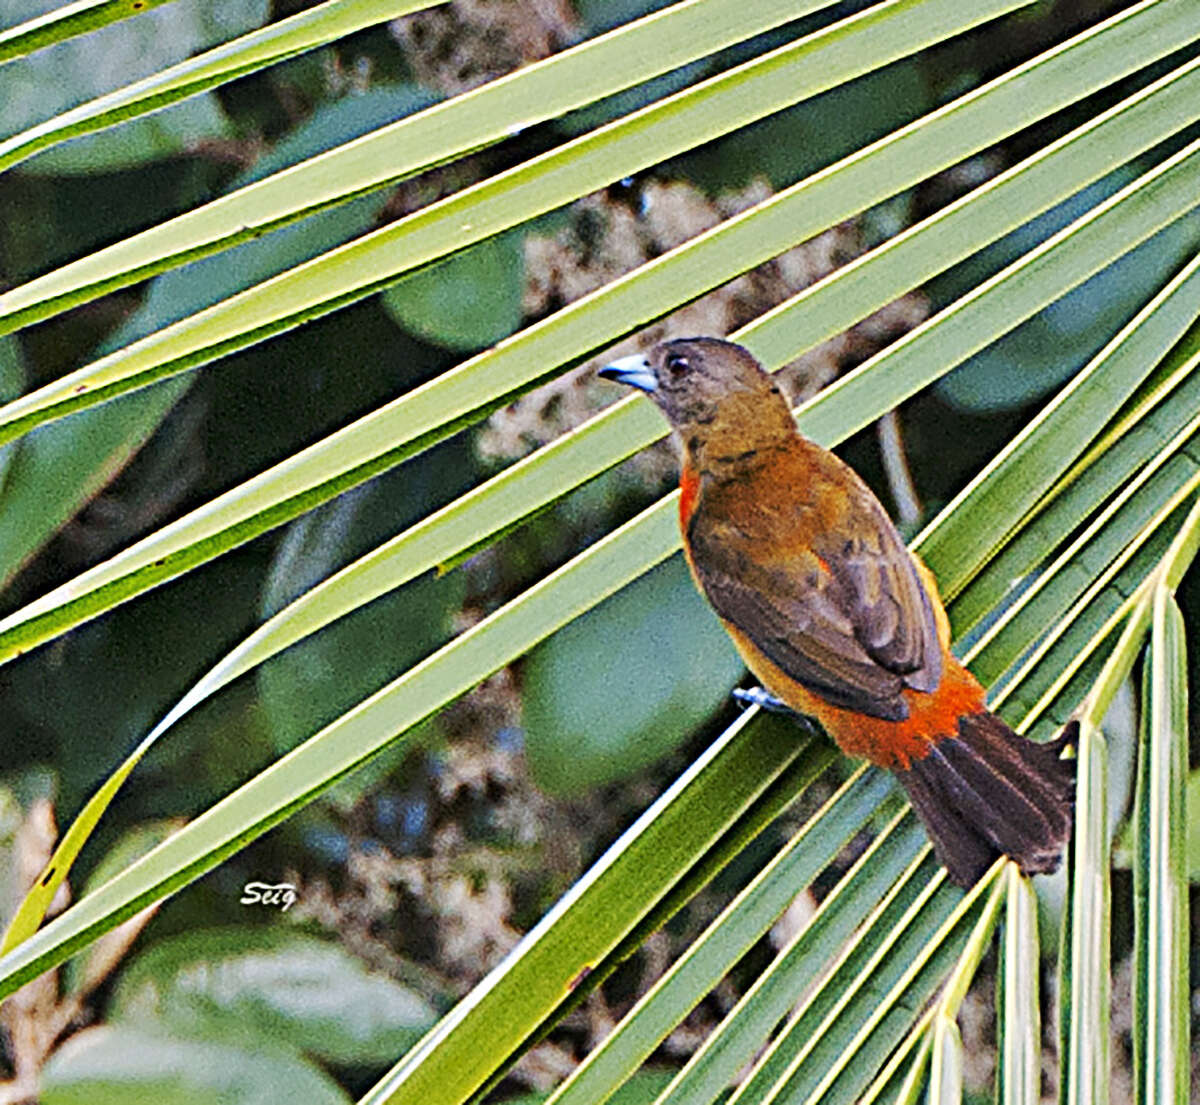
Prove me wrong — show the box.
[664,353,690,379]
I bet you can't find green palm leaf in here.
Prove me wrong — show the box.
[0,3,1196,1104]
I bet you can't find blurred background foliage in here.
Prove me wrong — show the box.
[0,1,1197,1102]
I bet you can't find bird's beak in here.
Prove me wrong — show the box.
[598,354,657,393]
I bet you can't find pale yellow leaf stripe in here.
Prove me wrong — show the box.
[0,0,889,337]
[0,0,1182,671]
[0,0,1037,437]
[0,0,446,173]
[0,0,176,63]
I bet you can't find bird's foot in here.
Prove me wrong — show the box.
[730,686,800,717]
[733,685,788,713]
[732,686,820,735]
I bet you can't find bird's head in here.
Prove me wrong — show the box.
[599,337,795,466]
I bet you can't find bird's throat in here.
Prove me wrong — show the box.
[680,388,797,482]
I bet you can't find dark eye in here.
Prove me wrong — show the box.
[665,353,690,379]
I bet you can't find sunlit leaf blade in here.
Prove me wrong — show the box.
[573,735,838,990]
[967,420,1200,687]
[0,0,836,329]
[0,0,1185,670]
[998,866,1041,1105]
[996,493,1200,735]
[853,1009,934,1105]
[0,0,1032,436]
[927,1017,963,1105]
[43,42,1200,750]
[0,0,176,63]
[919,241,1200,609]
[1061,721,1110,1105]
[0,732,156,953]
[653,813,929,1105]
[724,858,955,1105]
[986,471,1200,722]
[875,1025,933,1105]
[762,869,999,1105]
[0,0,443,173]
[859,863,1005,1105]
[796,138,1200,451]
[1001,538,1171,736]
[950,323,1200,641]
[1132,588,1189,1105]
[544,769,900,1105]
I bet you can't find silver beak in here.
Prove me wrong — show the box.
[598,354,657,393]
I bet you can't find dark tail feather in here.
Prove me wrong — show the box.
[894,714,1077,886]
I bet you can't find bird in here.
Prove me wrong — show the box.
[599,336,1074,886]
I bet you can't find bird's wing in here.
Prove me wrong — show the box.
[688,492,941,721]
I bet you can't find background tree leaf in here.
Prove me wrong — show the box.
[522,555,744,794]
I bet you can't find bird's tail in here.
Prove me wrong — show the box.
[893,713,1077,886]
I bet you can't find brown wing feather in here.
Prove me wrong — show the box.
[812,497,943,692]
[686,448,942,721]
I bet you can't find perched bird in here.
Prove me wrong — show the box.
[600,337,1074,886]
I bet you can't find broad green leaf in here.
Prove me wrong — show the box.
[0,0,1185,667]
[60,818,180,997]
[0,377,190,591]
[0,0,443,174]
[0,0,177,64]
[523,556,742,794]
[671,53,929,195]
[40,1025,351,1105]
[109,928,436,1067]
[0,0,859,335]
[0,0,268,175]
[382,231,525,352]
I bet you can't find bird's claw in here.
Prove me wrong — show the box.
[732,686,820,734]
[733,685,785,712]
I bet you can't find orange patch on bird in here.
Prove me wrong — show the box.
[731,623,989,772]
[825,657,987,770]
[679,463,701,528]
